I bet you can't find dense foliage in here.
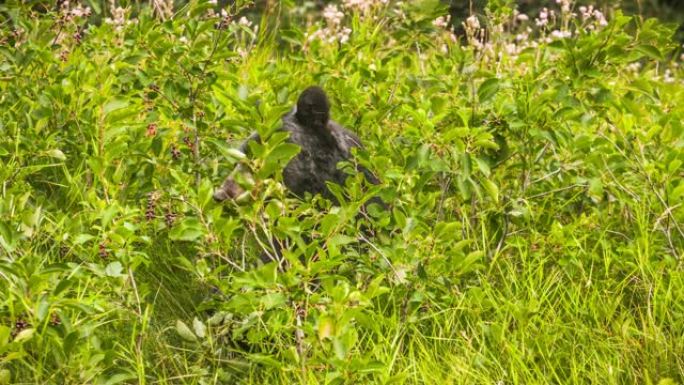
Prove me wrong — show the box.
[1,0,684,384]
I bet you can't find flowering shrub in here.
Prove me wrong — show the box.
[0,1,683,384]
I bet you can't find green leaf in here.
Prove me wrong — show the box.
[333,337,348,360]
[0,369,10,385]
[46,149,66,160]
[588,178,604,202]
[0,325,11,346]
[169,218,204,242]
[192,318,206,339]
[238,84,249,100]
[226,148,247,160]
[248,354,283,368]
[482,179,499,203]
[461,153,472,177]
[657,379,677,385]
[103,99,128,115]
[318,316,335,340]
[13,328,34,343]
[435,221,461,241]
[668,159,682,175]
[105,261,124,277]
[102,372,137,385]
[478,78,500,103]
[266,143,300,167]
[255,142,300,178]
[474,156,491,177]
[671,184,684,201]
[456,176,471,200]
[457,250,484,274]
[36,297,50,322]
[175,320,197,342]
[635,44,663,60]
[73,234,94,245]
[260,293,286,310]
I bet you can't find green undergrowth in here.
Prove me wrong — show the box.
[1,0,683,384]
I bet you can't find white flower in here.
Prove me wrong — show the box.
[342,0,385,13]
[179,36,188,44]
[550,30,572,39]
[238,16,252,27]
[579,5,594,20]
[516,14,529,22]
[505,43,518,55]
[593,10,608,26]
[70,5,92,17]
[307,29,323,42]
[535,8,549,27]
[465,15,480,30]
[323,4,344,25]
[626,62,642,72]
[432,15,450,29]
[339,27,352,43]
[557,0,570,13]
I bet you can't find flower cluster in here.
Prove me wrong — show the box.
[238,16,256,30]
[535,7,553,27]
[323,3,345,25]
[555,0,571,13]
[626,62,642,73]
[104,1,137,32]
[155,0,174,20]
[308,4,352,44]
[662,68,675,84]
[50,1,92,60]
[578,5,608,28]
[463,2,615,63]
[550,30,572,39]
[432,15,450,29]
[462,15,490,52]
[0,27,23,47]
[68,3,92,18]
[58,1,92,20]
[428,0,665,80]
[210,8,232,30]
[227,16,259,58]
[342,0,389,14]
[307,0,390,45]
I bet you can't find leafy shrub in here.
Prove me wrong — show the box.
[1,0,683,384]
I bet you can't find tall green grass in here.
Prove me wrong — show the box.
[1,1,683,384]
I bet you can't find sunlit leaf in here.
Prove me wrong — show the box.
[175,320,197,342]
